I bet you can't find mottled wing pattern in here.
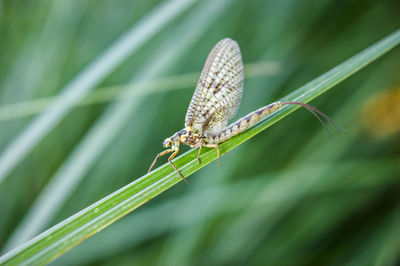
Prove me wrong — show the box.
[184,38,244,136]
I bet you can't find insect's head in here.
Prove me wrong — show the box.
[163,127,192,149]
[163,135,180,149]
[163,129,185,150]
[162,137,173,148]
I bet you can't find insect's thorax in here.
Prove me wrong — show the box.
[178,127,203,148]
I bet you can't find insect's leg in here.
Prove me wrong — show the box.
[216,144,221,167]
[197,143,203,164]
[148,149,172,173]
[206,143,221,166]
[168,150,189,184]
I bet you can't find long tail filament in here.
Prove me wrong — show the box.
[280,101,345,139]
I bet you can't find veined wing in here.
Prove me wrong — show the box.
[185,38,244,136]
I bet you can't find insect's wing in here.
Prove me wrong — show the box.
[185,38,244,136]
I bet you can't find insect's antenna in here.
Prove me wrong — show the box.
[281,101,345,138]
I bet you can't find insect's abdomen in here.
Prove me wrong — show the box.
[205,102,282,144]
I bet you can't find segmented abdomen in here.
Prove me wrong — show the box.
[204,102,282,144]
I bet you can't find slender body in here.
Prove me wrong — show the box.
[148,38,339,183]
[204,102,282,144]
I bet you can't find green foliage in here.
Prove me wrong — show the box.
[0,0,399,265]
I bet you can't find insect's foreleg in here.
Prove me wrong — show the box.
[168,150,189,184]
[148,149,173,173]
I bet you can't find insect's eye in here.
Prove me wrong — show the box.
[163,138,172,147]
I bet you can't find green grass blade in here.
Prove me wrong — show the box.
[0,29,399,266]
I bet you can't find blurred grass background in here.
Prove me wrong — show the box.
[0,0,399,265]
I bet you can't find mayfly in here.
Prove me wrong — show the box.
[148,38,341,183]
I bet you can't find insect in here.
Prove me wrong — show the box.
[148,38,341,183]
